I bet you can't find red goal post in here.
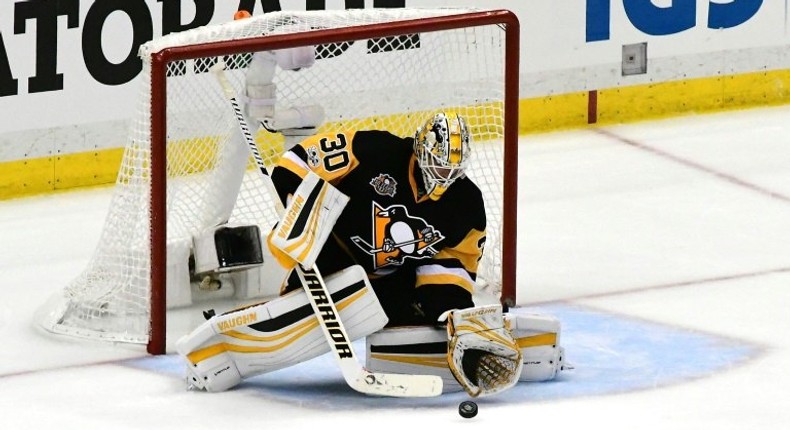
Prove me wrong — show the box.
[40,8,520,355]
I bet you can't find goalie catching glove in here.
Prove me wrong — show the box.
[442,304,523,397]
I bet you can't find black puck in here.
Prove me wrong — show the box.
[458,400,478,418]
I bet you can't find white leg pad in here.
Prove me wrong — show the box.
[366,326,464,393]
[506,312,569,382]
[365,312,569,393]
[184,351,243,392]
[176,265,388,392]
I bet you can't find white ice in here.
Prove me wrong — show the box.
[1,105,789,429]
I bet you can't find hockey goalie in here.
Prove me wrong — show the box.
[175,49,569,397]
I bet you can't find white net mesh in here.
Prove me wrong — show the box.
[37,8,510,346]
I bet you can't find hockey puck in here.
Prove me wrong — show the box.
[458,400,478,419]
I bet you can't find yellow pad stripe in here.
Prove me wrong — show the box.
[456,319,513,346]
[516,333,557,348]
[282,184,325,254]
[369,353,448,368]
[187,287,367,365]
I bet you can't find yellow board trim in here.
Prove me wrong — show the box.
[0,148,124,199]
[518,91,589,134]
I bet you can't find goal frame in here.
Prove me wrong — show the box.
[147,9,520,354]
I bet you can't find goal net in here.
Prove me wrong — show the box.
[36,8,519,354]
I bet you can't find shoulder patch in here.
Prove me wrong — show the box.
[306,146,320,168]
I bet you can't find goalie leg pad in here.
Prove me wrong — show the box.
[506,312,570,381]
[366,306,526,398]
[365,312,568,395]
[176,265,388,392]
[366,326,464,394]
[184,350,243,392]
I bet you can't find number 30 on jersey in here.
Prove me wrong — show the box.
[319,133,351,173]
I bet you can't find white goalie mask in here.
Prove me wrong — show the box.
[413,112,472,200]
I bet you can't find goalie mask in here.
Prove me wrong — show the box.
[414,112,472,201]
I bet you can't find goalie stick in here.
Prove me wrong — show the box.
[210,60,442,398]
[350,234,442,255]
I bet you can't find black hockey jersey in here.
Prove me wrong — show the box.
[271,130,486,294]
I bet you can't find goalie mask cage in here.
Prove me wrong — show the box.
[36,8,520,354]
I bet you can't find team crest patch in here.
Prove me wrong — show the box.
[351,202,444,270]
[369,174,397,197]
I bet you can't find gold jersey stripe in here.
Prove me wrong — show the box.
[415,272,475,293]
[432,228,485,273]
[278,155,310,179]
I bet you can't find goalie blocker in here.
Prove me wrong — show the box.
[269,170,349,269]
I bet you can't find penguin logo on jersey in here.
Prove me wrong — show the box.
[351,202,444,269]
[370,174,397,197]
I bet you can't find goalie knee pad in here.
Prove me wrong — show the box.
[176,265,388,392]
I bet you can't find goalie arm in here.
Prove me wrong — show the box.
[270,131,361,206]
[410,223,486,324]
[267,132,365,269]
